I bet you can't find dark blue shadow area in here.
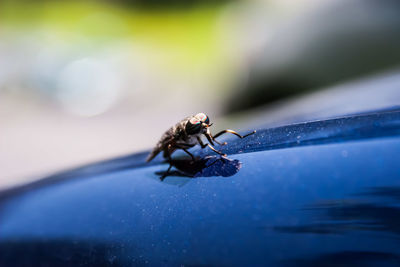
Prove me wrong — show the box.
[156,156,242,180]
[1,136,400,266]
[274,186,400,236]
[0,239,140,267]
[282,251,400,267]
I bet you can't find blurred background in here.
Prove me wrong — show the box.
[1,0,400,189]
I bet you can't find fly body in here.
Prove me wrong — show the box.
[147,113,255,163]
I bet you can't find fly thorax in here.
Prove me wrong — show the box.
[178,133,200,146]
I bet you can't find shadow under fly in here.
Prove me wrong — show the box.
[156,156,242,181]
[146,113,255,180]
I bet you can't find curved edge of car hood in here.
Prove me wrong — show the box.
[0,108,399,202]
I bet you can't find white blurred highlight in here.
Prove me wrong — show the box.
[56,58,122,117]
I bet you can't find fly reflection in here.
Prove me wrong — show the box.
[156,156,242,181]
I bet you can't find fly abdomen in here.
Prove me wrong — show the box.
[146,145,162,162]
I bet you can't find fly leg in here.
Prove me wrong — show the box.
[206,144,227,157]
[161,164,173,181]
[212,139,227,146]
[160,145,174,181]
[212,129,256,141]
[175,144,196,161]
[182,148,195,161]
[198,136,227,157]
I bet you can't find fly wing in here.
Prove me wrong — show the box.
[146,146,162,162]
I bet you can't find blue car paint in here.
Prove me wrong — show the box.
[0,110,400,266]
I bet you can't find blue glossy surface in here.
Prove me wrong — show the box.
[1,135,400,266]
[1,109,396,194]
[1,109,400,266]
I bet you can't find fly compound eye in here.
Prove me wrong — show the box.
[204,116,210,125]
[186,118,202,134]
[195,113,210,125]
[189,117,201,125]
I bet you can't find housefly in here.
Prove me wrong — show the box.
[147,113,255,165]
